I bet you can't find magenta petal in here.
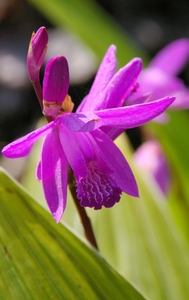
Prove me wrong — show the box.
[99,58,142,109]
[93,96,175,129]
[58,112,98,133]
[58,124,87,179]
[149,38,189,74]
[83,58,142,112]
[77,45,117,112]
[91,130,138,197]
[89,45,117,96]
[41,127,68,222]
[2,122,54,158]
[59,96,175,133]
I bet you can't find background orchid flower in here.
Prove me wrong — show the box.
[133,140,171,196]
[2,46,175,222]
[129,38,189,122]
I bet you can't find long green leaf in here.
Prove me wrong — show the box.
[26,0,148,66]
[0,167,146,300]
[89,134,189,300]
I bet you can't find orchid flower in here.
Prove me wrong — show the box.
[2,42,175,222]
[129,39,189,122]
[133,140,171,196]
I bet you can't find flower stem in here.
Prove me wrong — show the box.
[32,80,54,123]
[68,168,99,251]
[32,80,43,110]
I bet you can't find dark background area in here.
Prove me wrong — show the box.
[0,0,189,150]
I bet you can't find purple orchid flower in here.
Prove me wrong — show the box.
[133,140,171,196]
[129,38,189,122]
[2,46,175,222]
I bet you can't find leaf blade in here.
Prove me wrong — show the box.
[0,167,146,300]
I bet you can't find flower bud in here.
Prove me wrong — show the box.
[27,27,48,82]
[42,56,69,117]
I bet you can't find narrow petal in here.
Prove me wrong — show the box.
[99,58,142,109]
[90,130,138,197]
[58,123,87,179]
[92,96,175,130]
[58,113,92,131]
[81,58,142,112]
[100,127,124,141]
[41,127,68,222]
[59,96,175,133]
[2,122,54,158]
[149,38,189,74]
[77,45,117,112]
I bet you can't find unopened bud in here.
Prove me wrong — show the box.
[27,27,48,82]
[42,56,69,117]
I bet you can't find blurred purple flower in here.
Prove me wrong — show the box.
[129,39,189,122]
[133,140,171,195]
[2,45,175,222]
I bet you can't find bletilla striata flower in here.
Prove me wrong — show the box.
[133,140,171,196]
[2,39,175,222]
[129,39,189,121]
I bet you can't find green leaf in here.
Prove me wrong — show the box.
[88,134,189,300]
[26,0,148,66]
[0,167,146,300]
